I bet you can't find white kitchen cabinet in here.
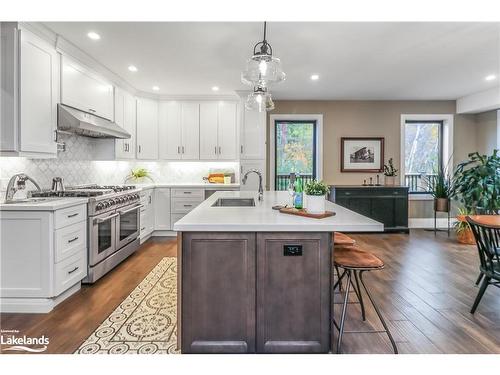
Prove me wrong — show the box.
[154,188,171,230]
[199,101,238,160]
[240,104,266,160]
[1,23,58,157]
[61,55,114,120]
[115,88,136,159]
[139,188,155,241]
[0,203,87,313]
[136,98,159,160]
[159,101,199,160]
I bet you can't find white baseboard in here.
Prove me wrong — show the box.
[0,283,81,313]
[409,218,457,229]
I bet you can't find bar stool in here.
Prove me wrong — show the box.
[333,247,398,354]
[333,233,360,304]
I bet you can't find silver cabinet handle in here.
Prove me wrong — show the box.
[88,109,96,113]
[68,266,79,274]
[67,236,79,243]
[240,145,243,154]
[94,213,118,224]
[141,226,146,231]
[67,213,78,218]
[182,146,185,154]
[178,146,180,154]
[215,146,217,155]
[218,146,221,154]
[138,145,142,153]
[118,204,143,215]
[183,191,192,194]
[148,195,152,204]
[183,204,193,207]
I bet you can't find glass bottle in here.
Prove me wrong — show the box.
[294,177,303,209]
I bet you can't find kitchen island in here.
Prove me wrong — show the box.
[174,191,383,354]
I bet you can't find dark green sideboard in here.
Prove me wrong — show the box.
[329,185,409,233]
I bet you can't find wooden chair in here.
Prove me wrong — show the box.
[333,247,398,354]
[466,216,500,314]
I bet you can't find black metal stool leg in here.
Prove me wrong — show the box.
[359,271,398,354]
[334,265,343,291]
[336,270,351,354]
[471,276,490,314]
[353,270,366,321]
[333,268,347,291]
[475,272,484,286]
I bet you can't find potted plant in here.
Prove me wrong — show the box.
[425,165,452,213]
[383,158,398,186]
[454,208,476,244]
[304,180,330,214]
[125,168,154,184]
[452,150,500,214]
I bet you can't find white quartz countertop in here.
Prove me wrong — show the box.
[174,191,383,232]
[131,183,240,190]
[0,197,88,211]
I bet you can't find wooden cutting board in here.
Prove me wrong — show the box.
[279,207,336,219]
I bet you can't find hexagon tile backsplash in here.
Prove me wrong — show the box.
[0,134,238,193]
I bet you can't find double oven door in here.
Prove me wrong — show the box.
[89,203,142,267]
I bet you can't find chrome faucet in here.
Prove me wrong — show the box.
[242,169,264,201]
[4,173,42,203]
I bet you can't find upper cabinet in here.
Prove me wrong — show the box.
[136,98,159,160]
[159,101,200,160]
[114,87,136,159]
[61,55,114,120]
[1,23,58,157]
[240,105,266,160]
[199,101,238,160]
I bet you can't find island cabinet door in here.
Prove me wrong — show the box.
[256,232,331,353]
[181,232,256,353]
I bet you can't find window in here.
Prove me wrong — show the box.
[274,121,317,190]
[404,120,443,193]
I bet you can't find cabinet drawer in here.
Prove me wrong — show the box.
[171,213,187,227]
[171,199,202,214]
[54,251,86,296]
[334,188,407,198]
[54,204,86,229]
[55,221,87,263]
[172,188,204,199]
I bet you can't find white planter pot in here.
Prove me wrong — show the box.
[385,176,396,186]
[305,195,326,214]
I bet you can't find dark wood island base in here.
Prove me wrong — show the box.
[178,231,333,354]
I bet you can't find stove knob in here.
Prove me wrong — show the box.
[96,202,103,210]
[120,197,125,203]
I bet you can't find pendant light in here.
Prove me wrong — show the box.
[241,22,286,87]
[245,85,275,112]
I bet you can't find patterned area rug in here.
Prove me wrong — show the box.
[76,257,179,354]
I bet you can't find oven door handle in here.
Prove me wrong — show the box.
[118,204,144,216]
[94,213,119,224]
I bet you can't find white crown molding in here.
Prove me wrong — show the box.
[456,86,500,114]
[155,93,240,101]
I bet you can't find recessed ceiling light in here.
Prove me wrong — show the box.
[310,74,319,81]
[212,86,220,91]
[128,65,138,72]
[87,31,100,40]
[152,86,160,91]
[485,74,497,81]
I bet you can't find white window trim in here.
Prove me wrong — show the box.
[269,114,323,191]
[400,114,454,200]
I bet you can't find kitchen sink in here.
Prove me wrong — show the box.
[212,198,256,207]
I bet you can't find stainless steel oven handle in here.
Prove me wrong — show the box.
[118,204,144,215]
[94,213,119,224]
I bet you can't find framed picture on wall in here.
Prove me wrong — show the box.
[341,137,384,172]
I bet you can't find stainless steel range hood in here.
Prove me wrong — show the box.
[57,104,131,139]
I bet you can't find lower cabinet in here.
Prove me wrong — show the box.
[154,188,171,231]
[180,232,331,353]
[139,188,155,241]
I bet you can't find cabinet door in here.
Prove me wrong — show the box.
[136,98,158,159]
[218,101,237,160]
[182,232,256,353]
[19,29,58,155]
[123,92,136,158]
[146,191,155,234]
[394,197,409,229]
[199,102,218,160]
[114,87,127,158]
[159,101,182,159]
[61,56,113,120]
[256,232,331,353]
[154,188,171,230]
[181,102,200,159]
[241,106,266,159]
[371,197,395,229]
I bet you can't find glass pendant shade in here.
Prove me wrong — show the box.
[245,86,275,112]
[241,55,286,87]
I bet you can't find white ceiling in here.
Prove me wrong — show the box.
[43,22,500,100]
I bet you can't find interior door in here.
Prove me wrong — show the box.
[19,29,58,154]
[199,102,218,160]
[159,101,182,159]
[181,102,200,159]
[218,101,237,160]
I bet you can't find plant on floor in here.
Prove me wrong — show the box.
[126,168,154,183]
[452,149,500,214]
[454,207,475,245]
[425,161,453,212]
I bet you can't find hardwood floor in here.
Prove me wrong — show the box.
[1,230,499,354]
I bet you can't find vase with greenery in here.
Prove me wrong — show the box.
[125,168,154,184]
[383,158,398,186]
[425,165,453,212]
[304,180,330,214]
[452,150,499,214]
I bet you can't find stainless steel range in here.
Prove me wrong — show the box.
[32,184,142,283]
